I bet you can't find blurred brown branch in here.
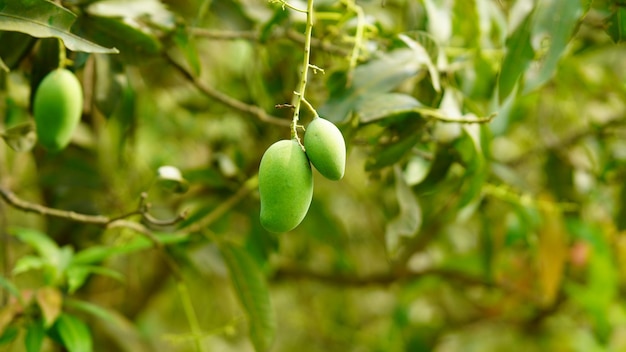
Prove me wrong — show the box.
[190,27,351,57]
[272,266,494,288]
[508,116,626,165]
[164,53,290,126]
[0,186,185,238]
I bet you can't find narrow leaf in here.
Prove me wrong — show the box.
[10,227,59,261]
[0,0,118,53]
[25,319,46,352]
[221,243,275,352]
[319,49,425,123]
[357,93,422,124]
[524,0,584,92]
[0,275,20,299]
[498,12,534,102]
[52,313,93,352]
[386,166,422,257]
[607,7,626,43]
[537,203,568,306]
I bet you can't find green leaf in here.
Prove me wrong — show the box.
[10,227,59,261]
[607,6,626,43]
[0,326,18,345]
[0,0,118,53]
[25,319,46,352]
[71,233,188,264]
[320,49,426,123]
[66,265,124,293]
[454,125,487,209]
[220,243,275,352]
[524,0,584,92]
[386,166,422,257]
[63,299,118,324]
[498,12,534,103]
[398,32,440,92]
[12,255,47,275]
[0,122,37,152]
[0,275,20,300]
[76,15,162,59]
[51,313,93,352]
[357,93,423,124]
[0,30,37,70]
[365,133,422,171]
[173,25,201,76]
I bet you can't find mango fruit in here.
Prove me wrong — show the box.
[259,139,313,232]
[303,118,346,180]
[33,68,83,152]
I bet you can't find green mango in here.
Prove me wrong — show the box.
[33,68,83,152]
[303,118,346,180]
[259,139,313,232]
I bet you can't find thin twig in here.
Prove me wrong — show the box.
[183,176,258,233]
[164,53,290,126]
[272,266,494,288]
[0,187,186,237]
[190,27,351,57]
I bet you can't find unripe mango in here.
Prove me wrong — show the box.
[259,139,313,232]
[33,68,83,152]
[303,118,346,180]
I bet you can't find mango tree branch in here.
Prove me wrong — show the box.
[164,53,290,127]
[0,186,186,235]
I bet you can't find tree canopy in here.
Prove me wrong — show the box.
[1,0,626,351]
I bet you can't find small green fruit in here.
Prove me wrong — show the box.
[259,139,313,232]
[303,118,346,180]
[33,68,83,152]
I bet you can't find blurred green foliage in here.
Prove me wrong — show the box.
[2,0,626,351]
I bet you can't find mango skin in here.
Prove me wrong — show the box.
[33,68,83,152]
[303,118,346,180]
[259,139,313,233]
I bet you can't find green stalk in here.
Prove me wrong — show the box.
[177,281,205,352]
[291,0,316,144]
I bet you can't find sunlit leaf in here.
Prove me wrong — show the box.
[157,165,189,193]
[386,166,422,257]
[10,227,59,261]
[220,243,275,352]
[51,313,93,352]
[0,0,117,53]
[12,255,46,275]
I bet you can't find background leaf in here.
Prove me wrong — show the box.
[51,313,93,352]
[220,242,275,352]
[0,0,117,53]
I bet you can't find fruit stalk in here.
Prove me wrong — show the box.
[291,0,315,144]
